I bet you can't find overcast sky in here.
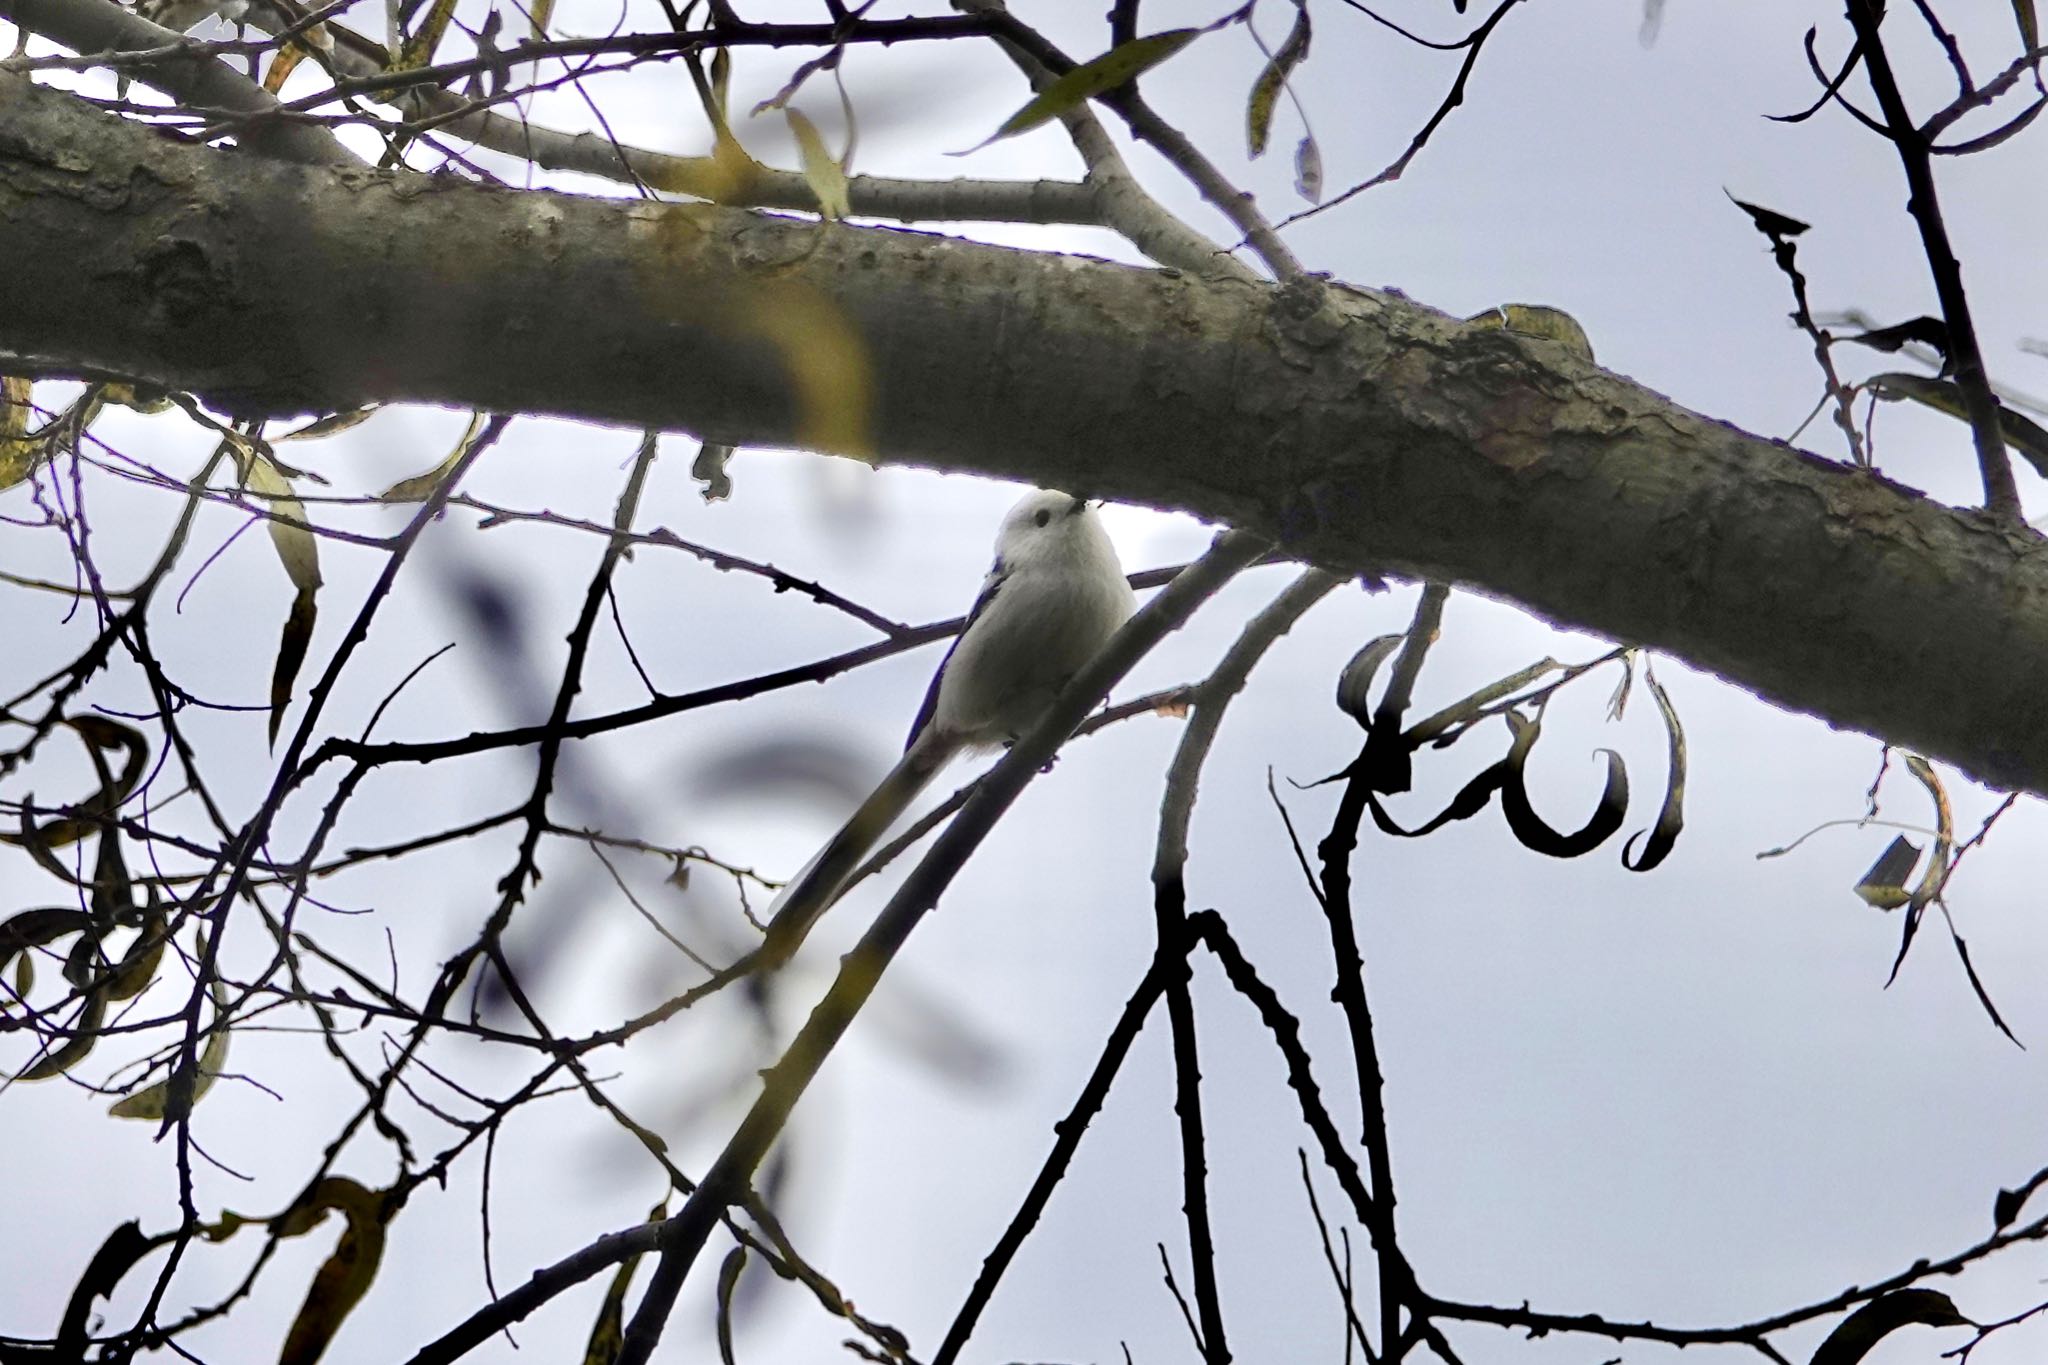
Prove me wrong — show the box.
[4,3,2048,1364]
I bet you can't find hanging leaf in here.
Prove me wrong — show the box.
[0,908,95,1009]
[2,717,152,856]
[1853,834,1920,910]
[278,406,380,442]
[393,0,459,71]
[1406,659,1566,747]
[17,988,108,1080]
[1247,1,1312,158]
[2015,0,2040,51]
[55,1221,157,1361]
[1808,1289,1970,1365]
[103,894,169,1002]
[264,40,311,93]
[379,411,488,501]
[1294,134,1323,202]
[715,1246,747,1365]
[277,1178,391,1365]
[1840,315,1949,360]
[1333,633,1406,728]
[1900,754,1953,914]
[1865,372,2048,479]
[110,979,231,1120]
[237,448,323,747]
[582,1200,666,1365]
[787,109,851,220]
[1623,664,1687,871]
[271,585,318,748]
[710,46,731,117]
[1367,760,1510,838]
[1498,711,1630,859]
[968,29,1204,151]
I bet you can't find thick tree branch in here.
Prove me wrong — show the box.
[7,78,2048,796]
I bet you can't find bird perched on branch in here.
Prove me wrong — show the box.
[756,489,1137,966]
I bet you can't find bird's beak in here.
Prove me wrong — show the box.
[1065,496,1087,517]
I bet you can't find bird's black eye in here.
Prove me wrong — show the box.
[1033,508,1052,528]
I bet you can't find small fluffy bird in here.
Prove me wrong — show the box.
[758,490,1136,964]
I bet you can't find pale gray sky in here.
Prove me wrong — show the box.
[3,3,2046,1364]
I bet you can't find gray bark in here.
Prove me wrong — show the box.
[5,74,2047,797]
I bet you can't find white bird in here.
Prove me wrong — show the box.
[757,489,1137,965]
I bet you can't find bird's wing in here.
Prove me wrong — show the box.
[904,559,1006,752]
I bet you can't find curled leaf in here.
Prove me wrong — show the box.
[1367,760,1510,839]
[18,988,107,1081]
[1466,304,1596,363]
[1498,712,1629,859]
[1622,664,1687,871]
[278,1178,389,1365]
[1247,1,1311,158]
[1809,1289,1970,1365]
[56,1221,156,1360]
[1333,633,1405,728]
[380,410,489,502]
[278,406,380,442]
[110,978,231,1120]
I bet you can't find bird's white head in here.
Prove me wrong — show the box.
[993,489,1121,577]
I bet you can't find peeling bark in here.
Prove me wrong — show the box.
[4,75,2047,796]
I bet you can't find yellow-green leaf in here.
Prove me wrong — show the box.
[710,46,730,117]
[972,29,1202,150]
[1466,304,1597,363]
[1247,2,1311,158]
[378,411,487,501]
[278,406,380,442]
[393,0,459,71]
[110,979,231,1120]
[278,1179,389,1365]
[18,989,107,1081]
[1853,834,1920,910]
[239,449,322,595]
[1,376,42,491]
[582,1199,666,1365]
[530,0,554,39]
[1866,372,2048,479]
[787,109,851,220]
[2015,0,2039,51]
[235,448,322,746]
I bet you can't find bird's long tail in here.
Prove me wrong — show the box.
[756,735,951,967]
